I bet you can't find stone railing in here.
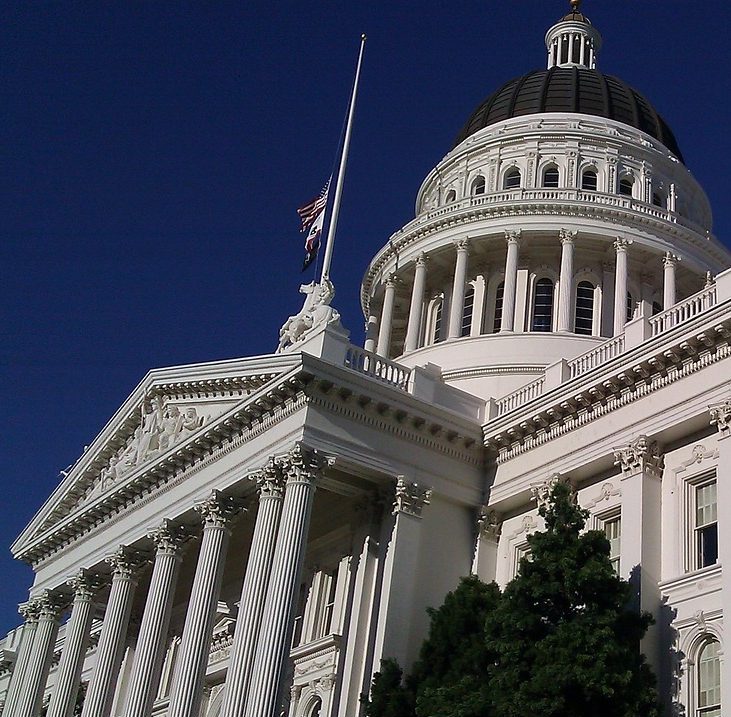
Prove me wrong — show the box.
[649,283,717,336]
[496,376,545,416]
[344,347,411,389]
[568,334,626,379]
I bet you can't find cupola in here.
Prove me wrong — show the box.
[545,0,602,69]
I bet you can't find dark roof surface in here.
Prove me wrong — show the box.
[454,67,684,163]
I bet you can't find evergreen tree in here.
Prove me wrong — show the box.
[486,480,661,717]
[364,658,414,717]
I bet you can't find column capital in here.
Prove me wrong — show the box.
[384,272,401,289]
[530,473,574,510]
[277,442,334,485]
[614,237,632,252]
[105,545,150,578]
[414,252,429,269]
[252,455,287,498]
[453,238,470,253]
[709,398,731,438]
[477,506,502,541]
[393,476,432,518]
[663,252,681,268]
[613,435,663,477]
[504,229,521,246]
[147,519,192,556]
[67,569,104,601]
[19,599,41,622]
[559,228,577,244]
[33,590,67,620]
[194,490,246,529]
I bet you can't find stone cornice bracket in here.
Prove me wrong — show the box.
[504,229,521,246]
[32,590,67,620]
[477,506,502,541]
[559,228,577,244]
[276,442,334,485]
[530,473,574,510]
[614,237,633,252]
[105,545,150,578]
[393,476,432,518]
[613,435,663,477]
[194,490,246,529]
[66,569,105,600]
[147,519,193,556]
[709,398,731,438]
[251,456,287,498]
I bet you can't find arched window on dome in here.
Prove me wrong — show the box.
[503,168,521,190]
[471,176,486,195]
[619,175,635,197]
[493,282,505,333]
[462,285,475,337]
[697,638,721,716]
[581,168,598,191]
[427,296,445,344]
[445,188,457,203]
[542,165,559,188]
[307,698,323,717]
[574,281,595,335]
[531,278,554,332]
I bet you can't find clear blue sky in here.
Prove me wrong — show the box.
[2,1,730,633]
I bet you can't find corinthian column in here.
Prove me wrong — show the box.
[501,230,521,332]
[613,238,631,335]
[168,493,244,717]
[447,239,470,339]
[376,274,398,358]
[557,229,576,332]
[81,547,147,717]
[3,600,41,716]
[221,459,286,717]
[244,444,332,717]
[404,254,428,352]
[124,521,189,717]
[47,572,102,717]
[13,590,65,717]
[663,253,678,310]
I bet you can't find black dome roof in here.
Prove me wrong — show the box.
[454,67,684,163]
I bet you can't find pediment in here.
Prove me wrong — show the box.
[14,353,301,555]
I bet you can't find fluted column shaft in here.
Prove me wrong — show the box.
[448,240,470,339]
[13,592,64,717]
[244,444,330,717]
[376,275,398,358]
[404,255,428,352]
[613,238,630,335]
[4,603,40,716]
[221,461,286,717]
[81,549,144,717]
[501,231,521,333]
[557,230,576,332]
[363,314,378,353]
[47,574,100,717]
[663,253,677,309]
[168,493,242,717]
[124,522,188,717]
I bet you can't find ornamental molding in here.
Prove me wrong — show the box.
[147,520,193,556]
[613,436,663,477]
[477,506,502,541]
[442,365,544,382]
[105,546,151,579]
[194,490,246,529]
[584,481,621,509]
[67,569,105,600]
[676,444,719,474]
[393,477,432,518]
[250,456,286,498]
[709,398,731,437]
[530,473,574,510]
[277,442,334,485]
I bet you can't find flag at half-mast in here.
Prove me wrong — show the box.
[297,177,331,271]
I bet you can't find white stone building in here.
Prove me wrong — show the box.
[2,5,730,717]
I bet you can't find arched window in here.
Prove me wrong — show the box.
[432,298,444,344]
[542,165,559,188]
[493,282,505,333]
[698,639,721,716]
[471,176,486,195]
[574,281,595,335]
[581,169,598,191]
[445,189,457,203]
[619,176,634,197]
[531,278,554,332]
[503,168,521,190]
[308,698,323,717]
[462,285,475,337]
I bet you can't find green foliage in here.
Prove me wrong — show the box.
[365,481,662,717]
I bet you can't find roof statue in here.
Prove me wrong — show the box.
[276,278,341,353]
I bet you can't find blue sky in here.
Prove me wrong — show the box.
[2,0,730,633]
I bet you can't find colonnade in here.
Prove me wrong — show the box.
[3,443,330,717]
[372,230,681,358]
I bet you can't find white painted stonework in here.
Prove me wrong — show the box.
[2,9,731,717]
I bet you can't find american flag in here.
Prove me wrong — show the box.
[297,178,331,271]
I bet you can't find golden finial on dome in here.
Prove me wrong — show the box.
[570,0,582,10]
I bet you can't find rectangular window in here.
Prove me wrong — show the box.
[603,516,621,574]
[696,481,718,569]
[461,287,475,337]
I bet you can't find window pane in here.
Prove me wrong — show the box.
[626,292,634,322]
[603,517,621,573]
[698,640,721,711]
[433,300,443,343]
[697,482,717,526]
[493,282,505,333]
[543,167,559,188]
[698,525,718,568]
[504,170,521,189]
[462,287,475,337]
[619,178,634,196]
[574,281,594,335]
[531,278,553,332]
[582,171,598,190]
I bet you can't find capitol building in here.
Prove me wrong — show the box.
[2,4,730,717]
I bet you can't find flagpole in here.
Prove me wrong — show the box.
[320,34,366,284]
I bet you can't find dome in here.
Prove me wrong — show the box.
[454,68,684,163]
